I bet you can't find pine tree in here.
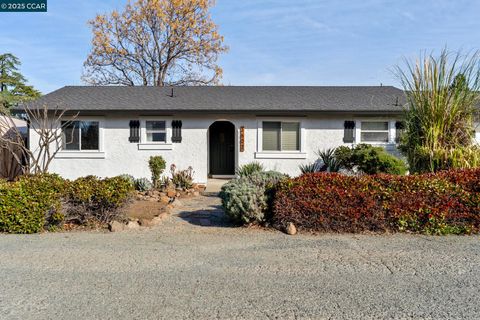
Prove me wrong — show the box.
[0,53,41,112]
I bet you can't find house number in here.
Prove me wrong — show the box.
[240,126,245,152]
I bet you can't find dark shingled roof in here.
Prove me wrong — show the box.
[26,86,406,113]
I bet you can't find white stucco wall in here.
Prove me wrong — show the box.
[29,113,402,183]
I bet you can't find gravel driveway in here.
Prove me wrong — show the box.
[1,195,479,320]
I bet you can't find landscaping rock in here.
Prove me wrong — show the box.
[126,221,140,229]
[166,190,176,197]
[160,195,170,204]
[138,218,153,227]
[108,221,126,232]
[285,222,297,235]
[171,199,183,208]
[151,213,168,225]
[193,191,200,196]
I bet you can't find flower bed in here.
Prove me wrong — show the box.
[272,169,480,234]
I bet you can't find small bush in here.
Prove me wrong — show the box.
[135,177,153,191]
[220,171,286,224]
[170,164,194,189]
[148,156,166,188]
[329,144,407,175]
[0,174,65,233]
[65,175,134,224]
[272,169,480,234]
[119,174,135,186]
[350,144,407,175]
[236,162,265,177]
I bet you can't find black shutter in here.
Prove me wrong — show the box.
[172,120,182,143]
[129,120,140,143]
[395,121,405,143]
[343,121,355,143]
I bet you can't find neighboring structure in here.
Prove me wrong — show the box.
[0,116,27,180]
[26,86,410,183]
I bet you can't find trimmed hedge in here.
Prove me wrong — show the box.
[272,169,480,234]
[0,174,134,233]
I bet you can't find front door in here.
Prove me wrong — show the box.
[209,121,235,176]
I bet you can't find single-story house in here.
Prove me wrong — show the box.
[24,86,480,183]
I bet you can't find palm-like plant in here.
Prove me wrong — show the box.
[299,162,321,174]
[395,49,480,172]
[317,148,342,172]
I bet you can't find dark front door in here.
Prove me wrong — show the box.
[209,121,235,175]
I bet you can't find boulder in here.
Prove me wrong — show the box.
[151,213,168,225]
[126,221,140,229]
[166,189,176,197]
[138,218,153,227]
[193,191,200,197]
[285,222,297,235]
[171,199,183,207]
[108,221,125,232]
[160,195,170,204]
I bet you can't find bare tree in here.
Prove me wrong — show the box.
[82,0,228,86]
[0,104,77,176]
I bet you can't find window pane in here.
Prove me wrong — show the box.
[62,121,79,150]
[263,122,281,151]
[362,122,388,131]
[361,132,389,142]
[147,132,166,142]
[281,122,299,151]
[146,121,165,131]
[80,121,99,150]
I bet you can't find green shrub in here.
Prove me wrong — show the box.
[331,144,407,175]
[170,164,194,189]
[220,171,286,224]
[351,144,407,175]
[148,156,166,188]
[0,174,65,233]
[66,175,134,223]
[236,162,265,177]
[119,174,135,186]
[135,177,153,191]
[333,146,355,170]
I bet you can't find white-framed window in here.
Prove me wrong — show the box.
[145,120,166,143]
[262,121,300,151]
[138,118,172,150]
[62,120,100,151]
[360,121,389,143]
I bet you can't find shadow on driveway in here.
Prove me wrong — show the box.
[175,194,237,228]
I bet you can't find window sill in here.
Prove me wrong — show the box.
[255,152,307,159]
[55,151,105,159]
[138,143,173,150]
[358,142,397,146]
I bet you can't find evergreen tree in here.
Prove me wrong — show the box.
[0,53,41,112]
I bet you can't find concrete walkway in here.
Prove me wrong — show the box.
[172,194,231,227]
[203,178,229,194]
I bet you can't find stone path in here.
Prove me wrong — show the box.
[170,194,233,228]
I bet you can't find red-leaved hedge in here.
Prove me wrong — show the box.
[272,169,480,234]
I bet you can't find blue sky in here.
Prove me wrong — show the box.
[1,0,479,94]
